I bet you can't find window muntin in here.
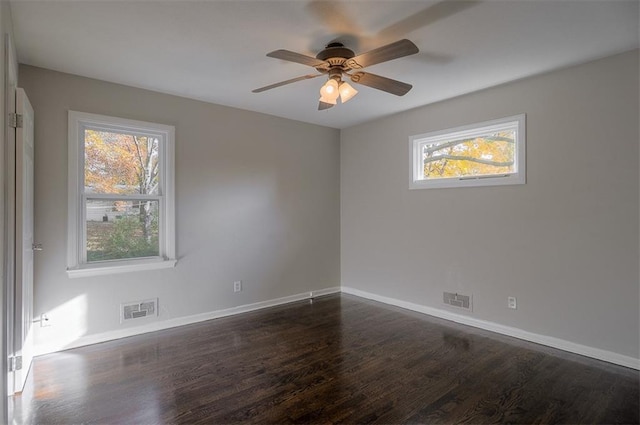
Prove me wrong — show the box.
[68,111,175,276]
[410,114,526,189]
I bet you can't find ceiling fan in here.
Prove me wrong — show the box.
[252,39,419,110]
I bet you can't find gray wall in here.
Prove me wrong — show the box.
[341,50,639,359]
[18,50,640,362]
[19,65,340,350]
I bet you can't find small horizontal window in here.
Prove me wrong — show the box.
[409,114,526,189]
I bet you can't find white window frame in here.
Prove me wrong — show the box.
[67,111,176,277]
[409,114,526,190]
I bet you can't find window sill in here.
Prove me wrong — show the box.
[67,258,177,278]
[409,173,525,190]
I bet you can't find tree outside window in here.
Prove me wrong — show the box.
[410,114,526,189]
[84,130,160,262]
[67,111,175,276]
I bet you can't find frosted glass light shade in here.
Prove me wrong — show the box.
[319,79,340,102]
[339,82,358,103]
[319,94,337,105]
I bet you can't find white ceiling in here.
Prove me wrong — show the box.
[10,0,640,129]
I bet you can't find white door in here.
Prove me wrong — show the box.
[12,88,35,393]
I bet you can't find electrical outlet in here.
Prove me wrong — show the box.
[508,296,517,309]
[40,313,51,327]
[233,280,242,293]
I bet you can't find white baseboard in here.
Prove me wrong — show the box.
[35,285,639,371]
[341,286,639,370]
[34,286,340,357]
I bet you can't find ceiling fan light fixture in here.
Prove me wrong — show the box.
[338,81,358,103]
[319,93,337,105]
[319,78,340,102]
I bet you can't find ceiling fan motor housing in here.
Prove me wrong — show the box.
[316,42,355,68]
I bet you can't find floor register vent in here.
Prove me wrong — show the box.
[443,292,472,311]
[121,298,158,322]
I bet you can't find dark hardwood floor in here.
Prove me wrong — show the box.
[10,294,639,424]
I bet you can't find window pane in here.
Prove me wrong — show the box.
[84,129,159,195]
[422,129,516,179]
[86,199,159,262]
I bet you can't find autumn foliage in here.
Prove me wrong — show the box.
[423,131,515,179]
[84,130,160,261]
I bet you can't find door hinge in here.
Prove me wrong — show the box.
[8,356,22,372]
[8,113,23,128]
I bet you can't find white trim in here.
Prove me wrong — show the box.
[33,285,638,370]
[409,114,526,190]
[34,287,341,356]
[163,123,176,261]
[67,111,176,274]
[341,287,639,370]
[67,258,176,278]
[67,112,80,271]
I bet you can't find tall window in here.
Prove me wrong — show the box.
[410,114,526,189]
[67,111,175,277]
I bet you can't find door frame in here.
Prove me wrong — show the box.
[4,32,17,397]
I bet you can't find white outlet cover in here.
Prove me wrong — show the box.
[508,297,517,309]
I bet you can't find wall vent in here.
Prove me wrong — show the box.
[121,298,158,322]
[443,292,472,311]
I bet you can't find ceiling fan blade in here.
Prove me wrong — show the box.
[377,1,481,42]
[350,72,413,96]
[252,74,322,93]
[345,39,419,70]
[266,50,328,68]
[318,101,335,111]
[306,0,358,36]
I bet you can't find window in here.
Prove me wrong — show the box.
[67,111,176,277]
[409,114,526,189]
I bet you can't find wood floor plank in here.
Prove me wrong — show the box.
[10,294,639,424]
